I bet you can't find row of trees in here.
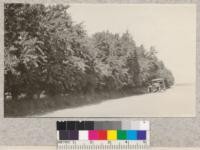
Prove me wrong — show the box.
[4,4,174,100]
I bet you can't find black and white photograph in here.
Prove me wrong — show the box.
[4,3,196,117]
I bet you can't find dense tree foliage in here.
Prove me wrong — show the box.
[4,4,174,100]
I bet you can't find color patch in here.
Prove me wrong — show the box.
[98,130,107,140]
[85,121,94,130]
[89,130,98,140]
[59,130,68,140]
[127,130,137,140]
[76,121,85,130]
[67,121,76,130]
[57,121,66,130]
[68,130,79,140]
[117,130,127,140]
[107,130,117,140]
[79,130,88,140]
[137,130,146,140]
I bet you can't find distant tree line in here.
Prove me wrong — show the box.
[4,4,174,100]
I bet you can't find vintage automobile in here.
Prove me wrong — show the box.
[147,78,166,93]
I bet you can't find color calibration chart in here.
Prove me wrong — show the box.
[57,121,150,150]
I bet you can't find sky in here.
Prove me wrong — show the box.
[68,4,196,84]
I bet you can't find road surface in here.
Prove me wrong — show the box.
[39,84,195,117]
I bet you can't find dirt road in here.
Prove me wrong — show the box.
[40,84,195,117]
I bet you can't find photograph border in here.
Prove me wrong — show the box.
[0,0,199,147]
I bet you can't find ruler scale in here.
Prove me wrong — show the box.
[57,121,150,150]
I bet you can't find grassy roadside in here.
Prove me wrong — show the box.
[4,88,146,117]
